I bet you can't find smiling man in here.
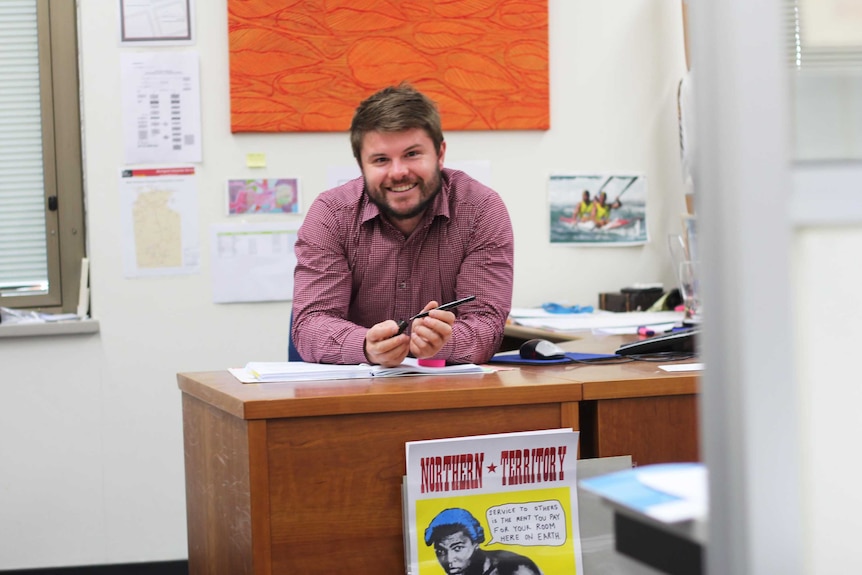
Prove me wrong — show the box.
[292,84,514,367]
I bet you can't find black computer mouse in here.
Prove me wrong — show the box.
[519,338,567,360]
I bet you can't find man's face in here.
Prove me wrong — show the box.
[433,531,479,575]
[359,128,446,227]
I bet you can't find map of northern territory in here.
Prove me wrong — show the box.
[133,190,182,268]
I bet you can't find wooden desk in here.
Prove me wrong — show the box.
[525,335,700,465]
[503,327,700,464]
[177,335,699,574]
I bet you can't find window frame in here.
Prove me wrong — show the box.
[1,0,85,313]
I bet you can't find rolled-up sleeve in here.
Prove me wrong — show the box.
[437,190,514,364]
[292,193,370,365]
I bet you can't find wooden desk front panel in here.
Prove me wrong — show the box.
[580,394,700,465]
[545,336,701,466]
[265,403,569,574]
[183,394,257,575]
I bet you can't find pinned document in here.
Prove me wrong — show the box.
[210,222,298,303]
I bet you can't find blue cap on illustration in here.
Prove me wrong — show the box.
[424,508,485,546]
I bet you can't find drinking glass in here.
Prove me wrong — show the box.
[678,260,701,323]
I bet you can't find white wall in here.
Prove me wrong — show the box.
[692,0,862,572]
[0,0,687,568]
[795,228,862,573]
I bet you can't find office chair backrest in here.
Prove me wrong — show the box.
[288,310,303,361]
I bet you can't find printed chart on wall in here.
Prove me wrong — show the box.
[119,167,200,278]
[210,222,298,303]
[405,429,583,575]
[120,50,201,164]
[549,174,648,245]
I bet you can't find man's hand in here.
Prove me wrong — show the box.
[364,320,409,367]
[409,301,455,359]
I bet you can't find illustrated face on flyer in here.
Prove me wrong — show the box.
[406,430,583,575]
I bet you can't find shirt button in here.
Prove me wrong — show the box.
[399,282,407,289]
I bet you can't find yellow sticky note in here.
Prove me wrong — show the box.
[246,153,266,168]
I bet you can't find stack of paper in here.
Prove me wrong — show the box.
[244,362,372,382]
[371,358,487,377]
[231,357,488,383]
[513,311,684,334]
[578,462,707,523]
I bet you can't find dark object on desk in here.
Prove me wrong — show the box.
[664,287,683,311]
[395,295,476,335]
[599,287,664,312]
[519,338,567,360]
[491,351,621,365]
[615,513,703,575]
[616,329,699,356]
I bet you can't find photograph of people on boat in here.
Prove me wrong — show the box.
[549,173,648,245]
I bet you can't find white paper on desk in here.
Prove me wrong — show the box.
[242,362,372,382]
[636,464,708,522]
[659,363,704,372]
[515,311,684,333]
[593,322,678,335]
[211,222,298,303]
[510,306,604,319]
[233,358,491,383]
[230,365,376,385]
[509,307,558,318]
[579,462,706,524]
[371,357,488,377]
[511,308,614,321]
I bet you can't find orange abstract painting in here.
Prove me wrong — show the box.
[228,0,549,132]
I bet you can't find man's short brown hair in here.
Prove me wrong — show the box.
[349,84,444,163]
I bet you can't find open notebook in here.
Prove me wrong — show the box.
[230,357,489,383]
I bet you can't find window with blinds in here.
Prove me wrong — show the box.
[0,0,84,312]
[789,0,862,70]
[0,1,52,298]
[789,0,862,160]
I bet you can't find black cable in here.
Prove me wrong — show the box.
[624,352,699,362]
[565,356,636,365]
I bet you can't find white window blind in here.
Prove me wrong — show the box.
[0,0,48,295]
[788,0,862,161]
[789,0,862,70]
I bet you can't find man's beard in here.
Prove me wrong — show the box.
[365,169,442,222]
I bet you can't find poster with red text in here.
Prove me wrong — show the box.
[405,429,582,575]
